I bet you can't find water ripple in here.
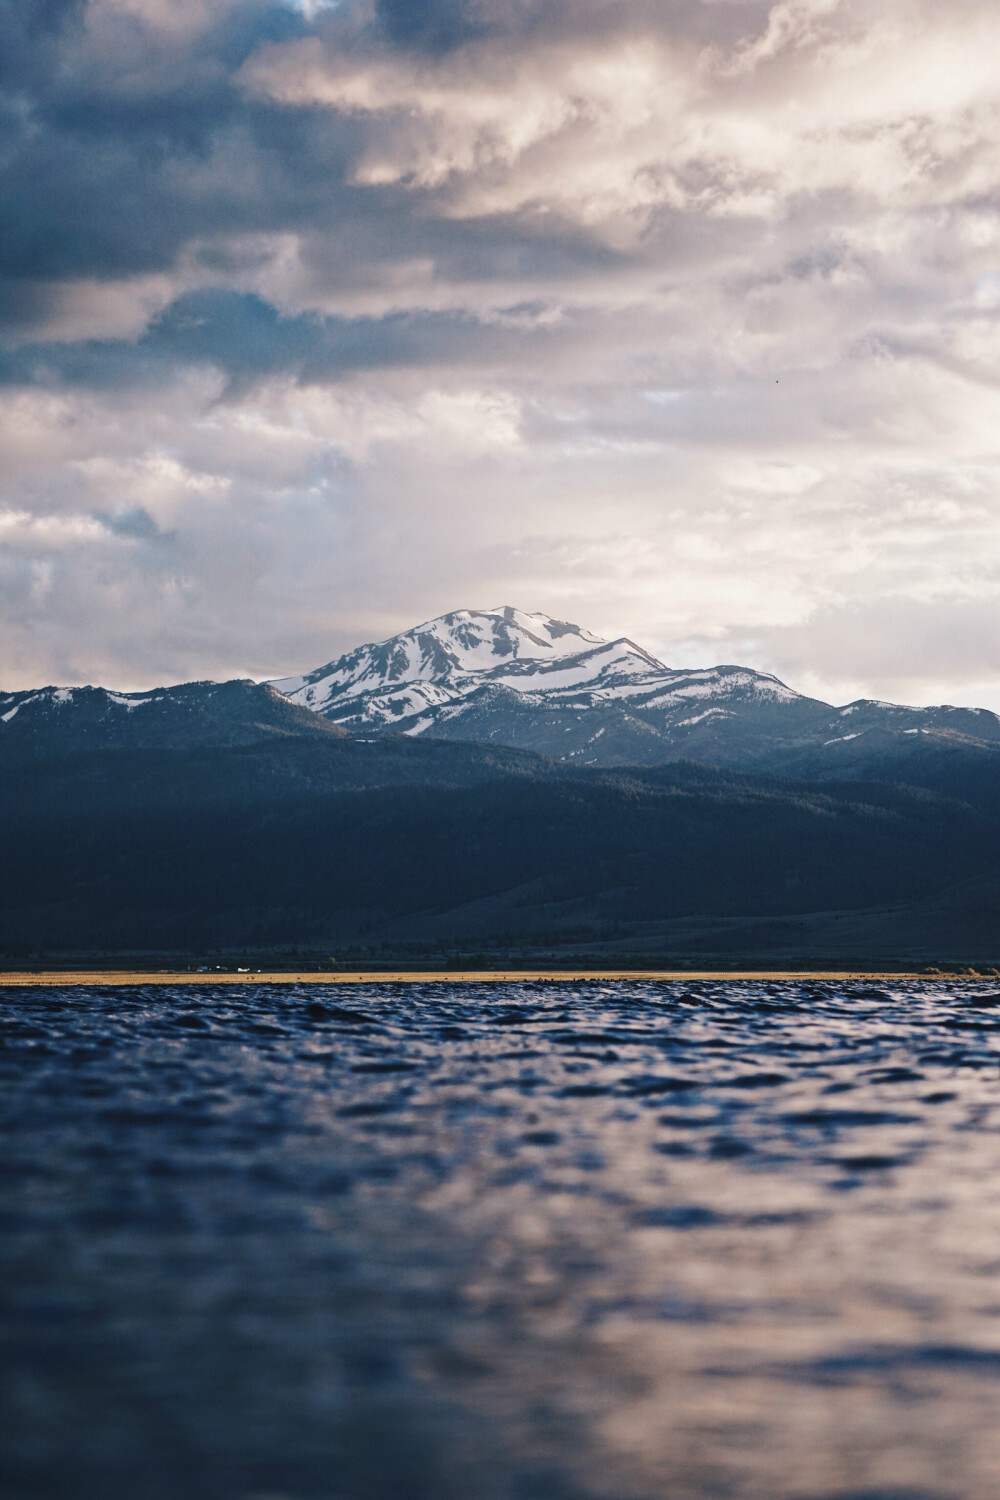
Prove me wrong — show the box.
[3,980,1000,1498]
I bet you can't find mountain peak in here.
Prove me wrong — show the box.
[366,606,612,675]
[271,606,1000,768]
[270,606,667,728]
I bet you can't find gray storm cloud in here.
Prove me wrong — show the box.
[2,0,1000,706]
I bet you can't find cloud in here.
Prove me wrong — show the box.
[0,288,578,395]
[243,0,1000,233]
[1,0,1000,708]
[96,503,165,539]
[743,592,1000,708]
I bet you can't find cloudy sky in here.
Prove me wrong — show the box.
[3,0,1000,706]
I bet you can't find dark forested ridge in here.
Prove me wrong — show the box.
[3,697,1000,962]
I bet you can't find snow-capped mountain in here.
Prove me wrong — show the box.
[272,607,1000,769]
[273,607,673,728]
[6,608,999,774]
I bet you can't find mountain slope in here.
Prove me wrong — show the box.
[0,679,345,757]
[3,747,999,958]
[272,607,1000,771]
[3,645,999,961]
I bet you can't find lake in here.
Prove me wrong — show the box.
[3,979,1000,1499]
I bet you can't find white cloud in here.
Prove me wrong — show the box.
[243,2,1000,234]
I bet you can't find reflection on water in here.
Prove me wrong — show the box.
[4,980,1000,1499]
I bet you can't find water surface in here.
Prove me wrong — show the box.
[4,979,1000,1500]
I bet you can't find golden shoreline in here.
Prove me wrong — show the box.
[0,969,965,987]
